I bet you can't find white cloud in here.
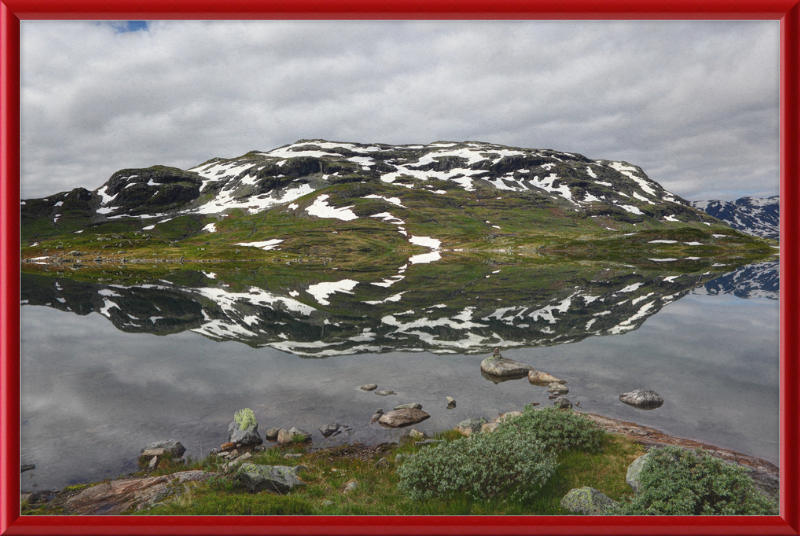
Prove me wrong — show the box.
[20,20,779,202]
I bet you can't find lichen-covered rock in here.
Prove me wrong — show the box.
[277,427,312,445]
[228,409,263,447]
[64,470,211,515]
[548,382,569,395]
[236,463,305,493]
[626,453,651,494]
[619,389,664,409]
[480,353,534,378]
[140,440,186,459]
[378,408,430,428]
[560,487,618,515]
[457,417,488,436]
[528,369,567,385]
[495,411,523,423]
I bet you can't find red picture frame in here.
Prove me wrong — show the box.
[2,1,798,534]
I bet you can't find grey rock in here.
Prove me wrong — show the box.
[236,463,306,493]
[343,480,358,493]
[148,456,159,470]
[457,417,488,436]
[375,458,388,468]
[626,453,651,494]
[360,384,378,391]
[374,390,396,396]
[446,396,456,408]
[619,389,664,409]
[321,500,334,506]
[548,382,569,395]
[408,429,425,439]
[284,453,303,459]
[553,397,573,409]
[480,354,533,378]
[277,427,311,445]
[560,487,618,515]
[318,422,342,438]
[228,409,264,447]
[140,440,186,459]
[264,427,281,441]
[393,403,422,410]
[378,408,431,428]
[528,369,567,385]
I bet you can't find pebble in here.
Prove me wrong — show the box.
[360,384,378,391]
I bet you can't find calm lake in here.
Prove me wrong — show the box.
[20,260,779,491]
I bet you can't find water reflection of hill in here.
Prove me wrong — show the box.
[693,261,779,300]
[22,259,747,357]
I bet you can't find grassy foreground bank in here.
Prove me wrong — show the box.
[21,407,777,516]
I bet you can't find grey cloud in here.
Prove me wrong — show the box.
[21,20,779,201]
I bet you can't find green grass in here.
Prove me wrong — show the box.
[119,426,647,516]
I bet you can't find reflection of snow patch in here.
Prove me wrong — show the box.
[306,279,359,305]
[409,251,441,264]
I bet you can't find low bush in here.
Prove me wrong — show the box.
[397,430,558,502]
[613,446,778,515]
[494,405,605,453]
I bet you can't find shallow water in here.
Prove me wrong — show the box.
[20,264,779,491]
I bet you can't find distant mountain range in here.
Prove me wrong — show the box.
[691,196,779,240]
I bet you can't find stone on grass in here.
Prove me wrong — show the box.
[560,487,618,515]
[619,389,664,409]
[626,453,651,494]
[378,408,430,428]
[343,480,358,493]
[277,427,312,445]
[236,463,305,494]
[228,409,263,447]
[64,470,211,515]
[148,456,159,470]
[528,369,567,385]
[408,429,425,439]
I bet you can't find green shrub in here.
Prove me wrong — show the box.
[234,408,257,430]
[613,446,778,515]
[397,431,558,502]
[494,405,605,453]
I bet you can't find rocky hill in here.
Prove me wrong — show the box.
[23,140,722,246]
[691,196,779,240]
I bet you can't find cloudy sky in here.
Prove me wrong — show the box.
[20,20,779,202]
